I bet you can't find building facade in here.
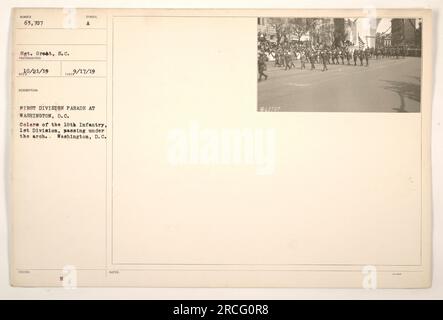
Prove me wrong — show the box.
[391,19,417,46]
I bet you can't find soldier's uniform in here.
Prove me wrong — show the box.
[339,50,345,64]
[300,51,306,70]
[309,51,316,70]
[277,49,283,66]
[258,53,268,81]
[353,49,359,66]
[346,50,351,65]
[289,51,296,69]
[364,49,370,66]
[334,50,340,65]
[321,51,328,71]
[359,49,364,66]
[284,51,291,70]
[274,51,280,67]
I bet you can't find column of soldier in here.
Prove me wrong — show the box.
[258,40,409,81]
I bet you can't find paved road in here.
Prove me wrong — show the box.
[258,57,421,112]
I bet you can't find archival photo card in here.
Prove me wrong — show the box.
[9,8,432,288]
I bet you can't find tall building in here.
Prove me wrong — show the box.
[391,19,417,46]
[333,18,345,46]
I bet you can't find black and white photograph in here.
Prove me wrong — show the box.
[257,17,422,112]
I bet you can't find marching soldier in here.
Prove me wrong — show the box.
[334,49,340,65]
[364,48,370,66]
[346,49,351,65]
[353,49,359,66]
[309,50,316,70]
[284,51,291,70]
[300,50,306,70]
[289,50,296,69]
[278,49,284,66]
[358,49,364,66]
[321,50,328,71]
[313,50,318,64]
[258,52,268,81]
[274,51,280,67]
[339,49,345,65]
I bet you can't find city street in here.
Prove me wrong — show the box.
[258,57,421,112]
